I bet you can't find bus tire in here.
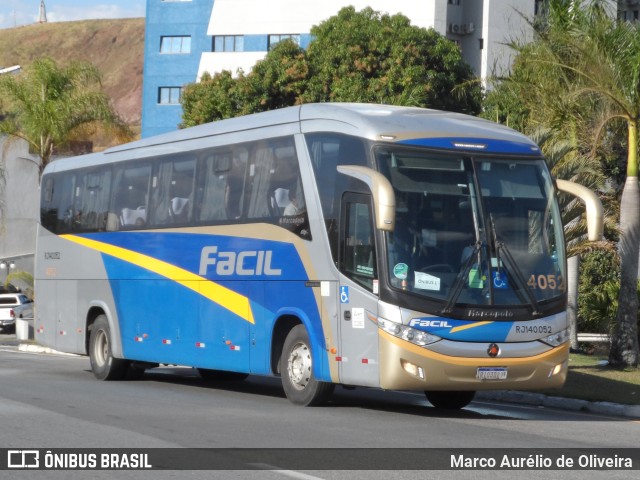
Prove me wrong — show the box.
[89,315,128,381]
[425,390,475,409]
[197,368,249,382]
[280,324,334,406]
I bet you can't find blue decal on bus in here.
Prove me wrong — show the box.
[408,317,513,342]
[340,286,349,304]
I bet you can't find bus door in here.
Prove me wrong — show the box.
[338,193,380,387]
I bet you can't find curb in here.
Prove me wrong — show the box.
[476,390,640,419]
[17,343,80,357]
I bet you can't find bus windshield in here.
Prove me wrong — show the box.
[377,147,566,310]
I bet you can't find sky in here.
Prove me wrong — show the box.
[0,0,146,30]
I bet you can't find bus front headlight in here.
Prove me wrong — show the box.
[378,317,441,347]
[540,328,569,347]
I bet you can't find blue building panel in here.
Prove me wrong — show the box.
[243,34,268,52]
[142,0,215,138]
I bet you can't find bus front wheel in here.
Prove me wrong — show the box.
[280,325,334,406]
[89,315,128,381]
[425,390,475,409]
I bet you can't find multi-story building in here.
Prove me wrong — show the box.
[142,1,628,138]
[142,0,543,138]
[619,0,640,20]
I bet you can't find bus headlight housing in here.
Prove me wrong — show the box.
[540,328,569,347]
[378,317,441,347]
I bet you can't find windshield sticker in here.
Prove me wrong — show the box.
[468,266,484,288]
[492,271,508,289]
[393,263,409,280]
[356,264,374,276]
[414,271,440,291]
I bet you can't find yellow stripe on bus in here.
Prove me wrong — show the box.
[450,321,493,333]
[60,234,255,324]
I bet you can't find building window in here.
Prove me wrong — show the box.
[158,87,182,105]
[268,34,300,50]
[479,38,484,50]
[213,35,244,52]
[160,36,192,54]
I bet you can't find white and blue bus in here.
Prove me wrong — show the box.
[35,103,602,408]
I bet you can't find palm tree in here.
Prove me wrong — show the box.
[486,0,639,367]
[529,128,616,349]
[0,57,130,177]
[534,1,640,367]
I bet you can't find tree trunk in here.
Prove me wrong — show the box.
[567,255,579,351]
[609,176,640,367]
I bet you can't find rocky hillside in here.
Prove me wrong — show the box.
[0,18,145,127]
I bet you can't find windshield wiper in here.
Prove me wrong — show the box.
[441,241,482,315]
[490,215,541,317]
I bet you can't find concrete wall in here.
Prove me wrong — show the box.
[0,136,40,290]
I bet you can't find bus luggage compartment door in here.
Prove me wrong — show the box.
[338,282,379,387]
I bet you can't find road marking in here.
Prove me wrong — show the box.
[248,464,325,480]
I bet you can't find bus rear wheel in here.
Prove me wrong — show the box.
[425,390,475,409]
[89,315,128,380]
[280,325,334,406]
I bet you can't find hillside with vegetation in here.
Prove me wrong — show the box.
[0,18,144,128]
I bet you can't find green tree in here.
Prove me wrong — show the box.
[180,7,482,125]
[242,39,310,113]
[181,70,244,127]
[0,57,130,177]
[303,7,481,113]
[539,2,640,367]
[181,40,310,125]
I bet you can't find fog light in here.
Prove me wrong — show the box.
[401,359,425,380]
[548,361,566,378]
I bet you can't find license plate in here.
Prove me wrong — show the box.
[477,367,508,380]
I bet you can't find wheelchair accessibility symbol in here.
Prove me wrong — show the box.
[492,271,508,289]
[340,286,349,304]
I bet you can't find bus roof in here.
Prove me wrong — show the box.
[44,103,540,174]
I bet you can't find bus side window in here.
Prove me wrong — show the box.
[76,169,112,232]
[199,151,232,222]
[247,142,275,219]
[224,148,248,220]
[41,175,59,233]
[341,196,377,291]
[269,144,304,217]
[307,134,368,260]
[149,158,196,226]
[55,173,77,234]
[111,164,151,230]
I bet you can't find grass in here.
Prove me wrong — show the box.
[540,350,640,405]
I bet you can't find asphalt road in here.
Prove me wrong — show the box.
[0,334,638,480]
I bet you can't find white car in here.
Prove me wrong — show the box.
[0,293,32,333]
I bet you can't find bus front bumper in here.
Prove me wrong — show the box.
[378,329,569,391]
